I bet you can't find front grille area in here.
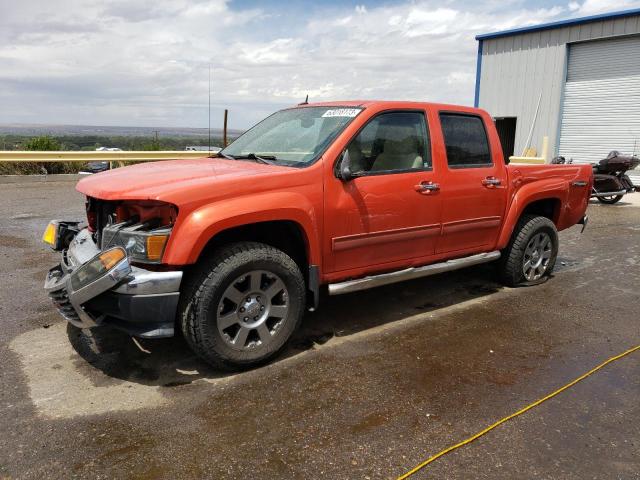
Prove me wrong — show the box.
[86,196,117,246]
[48,287,80,322]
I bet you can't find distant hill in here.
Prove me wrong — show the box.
[0,123,244,138]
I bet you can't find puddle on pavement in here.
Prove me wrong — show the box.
[8,262,570,420]
[10,287,506,420]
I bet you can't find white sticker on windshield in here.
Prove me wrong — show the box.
[322,108,360,118]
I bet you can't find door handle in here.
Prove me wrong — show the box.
[415,181,440,194]
[482,177,502,188]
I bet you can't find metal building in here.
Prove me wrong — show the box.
[475,8,640,181]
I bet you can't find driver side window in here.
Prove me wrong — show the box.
[347,111,431,174]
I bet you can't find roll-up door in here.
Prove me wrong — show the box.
[559,35,640,184]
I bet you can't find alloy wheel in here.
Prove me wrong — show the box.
[522,232,552,281]
[216,270,289,351]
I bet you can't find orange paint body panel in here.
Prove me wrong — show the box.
[75,101,592,285]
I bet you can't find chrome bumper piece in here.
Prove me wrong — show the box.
[44,256,131,328]
[578,214,589,233]
[44,228,182,338]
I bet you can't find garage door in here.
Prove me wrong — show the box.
[558,35,640,185]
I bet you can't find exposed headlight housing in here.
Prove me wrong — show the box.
[101,223,171,264]
[42,220,81,251]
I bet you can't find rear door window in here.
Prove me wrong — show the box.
[439,114,492,168]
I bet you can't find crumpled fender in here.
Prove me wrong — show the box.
[496,177,569,250]
[163,191,320,265]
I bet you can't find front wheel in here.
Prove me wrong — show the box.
[596,194,623,204]
[180,242,305,370]
[499,215,559,287]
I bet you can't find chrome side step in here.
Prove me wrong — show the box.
[328,251,501,295]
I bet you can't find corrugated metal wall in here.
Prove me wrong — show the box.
[478,15,640,158]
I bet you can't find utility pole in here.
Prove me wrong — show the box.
[223,109,228,148]
[208,65,212,153]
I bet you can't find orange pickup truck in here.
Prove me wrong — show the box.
[43,101,592,369]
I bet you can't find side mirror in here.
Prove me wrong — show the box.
[338,149,354,181]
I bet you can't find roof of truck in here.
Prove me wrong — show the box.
[297,100,482,112]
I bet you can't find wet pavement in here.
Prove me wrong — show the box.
[0,179,639,479]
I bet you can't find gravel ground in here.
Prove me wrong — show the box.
[0,179,638,479]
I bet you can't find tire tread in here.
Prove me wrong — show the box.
[178,242,304,370]
[499,214,558,287]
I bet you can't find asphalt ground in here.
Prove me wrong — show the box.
[0,179,639,479]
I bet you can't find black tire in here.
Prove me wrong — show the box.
[499,215,558,287]
[179,242,305,370]
[596,194,623,204]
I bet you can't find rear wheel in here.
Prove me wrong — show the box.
[597,194,623,204]
[499,215,558,287]
[180,242,305,370]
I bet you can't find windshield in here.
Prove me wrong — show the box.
[220,106,363,166]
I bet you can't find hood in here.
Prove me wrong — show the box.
[76,158,289,201]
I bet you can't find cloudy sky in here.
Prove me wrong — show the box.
[1,0,638,129]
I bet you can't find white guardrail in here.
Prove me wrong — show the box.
[0,148,547,166]
[0,151,214,164]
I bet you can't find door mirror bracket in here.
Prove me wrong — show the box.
[336,150,362,181]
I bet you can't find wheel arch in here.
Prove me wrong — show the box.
[163,192,321,268]
[497,181,566,250]
[196,220,311,274]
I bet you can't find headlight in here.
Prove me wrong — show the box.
[42,222,57,246]
[71,247,128,290]
[42,220,81,251]
[101,224,171,264]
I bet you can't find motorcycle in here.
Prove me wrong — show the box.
[552,151,639,204]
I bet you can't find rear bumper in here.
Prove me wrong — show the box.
[44,228,182,338]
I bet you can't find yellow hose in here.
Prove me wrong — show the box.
[397,344,640,479]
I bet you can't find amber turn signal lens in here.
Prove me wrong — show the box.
[42,222,57,246]
[146,235,169,261]
[98,248,126,270]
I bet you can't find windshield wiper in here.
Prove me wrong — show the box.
[217,152,236,160]
[235,153,278,165]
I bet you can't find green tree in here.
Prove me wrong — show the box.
[23,136,62,151]
[20,135,77,174]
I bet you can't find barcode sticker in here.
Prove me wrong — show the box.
[322,108,360,118]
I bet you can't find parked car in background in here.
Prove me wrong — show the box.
[79,148,122,174]
[185,146,221,152]
[43,101,592,370]
[79,161,109,174]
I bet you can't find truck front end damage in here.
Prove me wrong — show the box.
[42,200,183,338]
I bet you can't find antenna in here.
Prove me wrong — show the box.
[298,94,309,105]
[208,65,211,153]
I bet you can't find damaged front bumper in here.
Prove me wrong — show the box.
[44,228,182,338]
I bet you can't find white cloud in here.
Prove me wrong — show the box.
[239,38,300,65]
[404,8,459,36]
[0,0,638,129]
[570,0,640,14]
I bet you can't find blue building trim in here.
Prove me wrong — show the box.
[474,40,483,107]
[476,7,640,41]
